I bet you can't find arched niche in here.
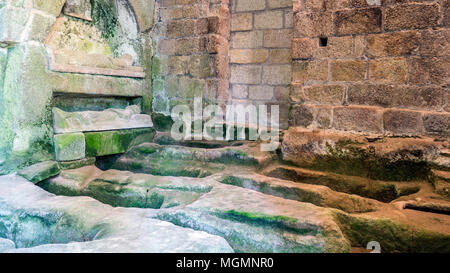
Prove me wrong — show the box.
[45,0,149,78]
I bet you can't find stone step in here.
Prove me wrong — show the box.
[109,142,275,177]
[40,167,351,253]
[262,165,422,203]
[37,166,450,253]
[53,105,153,134]
[0,174,232,253]
[281,128,449,181]
[218,173,386,213]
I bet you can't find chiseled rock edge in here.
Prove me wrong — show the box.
[53,105,153,134]
[0,175,233,253]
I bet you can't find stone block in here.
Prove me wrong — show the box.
[366,31,420,57]
[85,128,156,157]
[54,133,86,162]
[313,36,354,59]
[369,57,408,83]
[230,49,269,64]
[385,3,440,31]
[347,85,446,110]
[269,49,291,64]
[267,0,293,9]
[305,0,349,11]
[419,29,450,57]
[264,29,292,48]
[274,86,290,102]
[178,77,206,98]
[232,84,249,99]
[332,106,383,133]
[409,56,449,85]
[17,161,60,184]
[231,13,253,31]
[334,8,382,35]
[232,31,263,49]
[383,110,422,135]
[159,7,183,21]
[423,113,450,135]
[167,20,195,38]
[292,60,328,83]
[64,0,92,20]
[168,56,189,75]
[289,104,333,129]
[254,11,284,30]
[175,37,206,55]
[292,38,314,59]
[303,85,345,105]
[262,65,292,85]
[33,0,65,16]
[235,0,266,12]
[0,6,30,44]
[331,60,367,82]
[230,65,262,84]
[129,0,156,31]
[189,55,216,78]
[249,85,274,100]
[53,106,153,134]
[59,157,96,170]
[49,73,144,97]
[294,12,333,37]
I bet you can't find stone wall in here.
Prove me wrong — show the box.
[151,0,230,115]
[229,0,293,128]
[290,0,449,137]
[0,0,156,174]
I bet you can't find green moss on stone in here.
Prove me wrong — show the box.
[308,141,433,182]
[85,128,155,157]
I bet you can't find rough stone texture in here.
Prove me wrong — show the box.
[369,58,408,83]
[152,0,230,115]
[331,60,367,82]
[289,0,450,139]
[128,0,155,32]
[0,42,54,174]
[383,110,422,135]
[54,133,86,162]
[49,73,144,97]
[281,128,450,179]
[229,0,292,127]
[17,161,60,184]
[85,128,156,157]
[33,0,66,16]
[333,106,383,133]
[59,157,96,170]
[334,8,382,35]
[53,106,153,134]
[0,174,233,253]
[40,166,351,253]
[63,0,92,21]
[423,113,450,135]
[384,3,441,31]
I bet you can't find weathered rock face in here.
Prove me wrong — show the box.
[17,161,60,184]
[290,0,449,138]
[281,128,448,181]
[39,167,352,253]
[0,174,233,253]
[0,42,54,174]
[0,0,155,174]
[53,106,153,134]
[110,142,273,178]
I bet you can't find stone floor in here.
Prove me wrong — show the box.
[1,140,450,253]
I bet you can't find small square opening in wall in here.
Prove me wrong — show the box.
[319,37,328,47]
